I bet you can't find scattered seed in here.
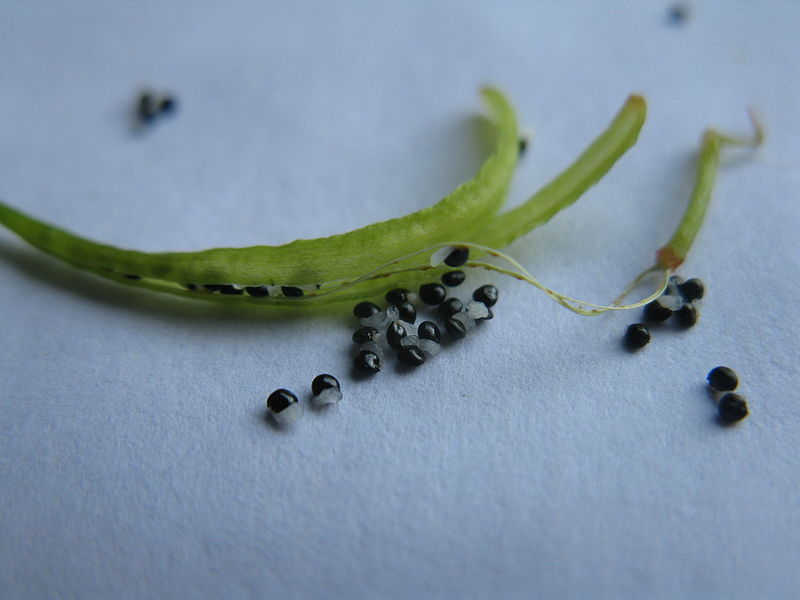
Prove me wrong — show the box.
[158,96,177,114]
[353,350,381,373]
[396,300,417,324]
[444,246,470,267]
[352,326,379,344]
[438,297,464,317]
[643,298,672,322]
[281,285,304,297]
[472,284,499,307]
[680,278,705,301]
[137,92,158,123]
[353,301,381,319]
[718,393,749,423]
[245,285,270,297]
[707,366,738,392]
[397,346,426,366]
[417,321,441,343]
[674,301,699,327]
[624,323,650,349]
[445,316,468,339]
[267,389,303,424]
[441,270,465,287]
[385,288,410,305]
[419,283,447,306]
[386,321,408,349]
[311,374,342,405]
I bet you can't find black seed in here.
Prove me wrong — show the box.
[472,284,499,307]
[441,270,465,287]
[718,393,749,423]
[643,299,672,322]
[707,366,739,392]
[219,285,243,295]
[246,285,270,297]
[137,92,158,122]
[267,388,297,413]
[122,273,141,280]
[353,301,381,319]
[203,284,225,292]
[353,350,381,373]
[397,346,426,366]
[396,300,417,324]
[352,326,379,344]
[158,96,177,114]
[674,302,699,327]
[311,374,340,396]
[680,278,705,301]
[386,321,408,350]
[419,283,447,306]
[444,246,469,267]
[623,323,650,349]
[444,316,468,339]
[518,136,528,156]
[438,297,463,317]
[281,286,304,297]
[417,321,441,344]
[385,288,410,305]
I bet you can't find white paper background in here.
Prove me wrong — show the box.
[1,1,799,598]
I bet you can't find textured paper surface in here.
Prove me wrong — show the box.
[1,2,799,598]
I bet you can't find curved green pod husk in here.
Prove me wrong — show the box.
[0,87,518,289]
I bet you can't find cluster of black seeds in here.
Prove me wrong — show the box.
[624,275,705,350]
[181,283,308,298]
[136,89,178,125]
[266,374,342,425]
[706,366,749,424]
[351,274,497,373]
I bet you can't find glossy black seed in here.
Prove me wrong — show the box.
[444,316,468,339]
[220,285,244,295]
[472,284,499,307]
[417,321,441,344]
[137,92,158,122]
[385,288,410,305]
[281,286,304,297]
[396,300,417,324]
[674,302,699,327]
[245,285,270,297]
[397,346,426,366]
[680,278,705,301]
[623,323,650,349]
[311,374,340,396]
[643,299,672,322]
[518,136,529,157]
[419,283,447,306]
[444,246,470,267]
[718,393,749,423]
[441,270,465,287]
[267,388,297,413]
[353,301,381,319]
[203,284,226,292]
[353,350,381,373]
[707,366,739,392]
[158,96,177,114]
[386,321,408,350]
[122,274,141,280]
[438,297,463,317]
[352,326,379,344]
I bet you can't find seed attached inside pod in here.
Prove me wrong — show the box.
[444,246,470,267]
[623,323,650,349]
[707,366,738,392]
[718,393,749,423]
[267,389,303,424]
[311,374,342,406]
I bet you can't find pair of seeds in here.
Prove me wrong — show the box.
[707,366,749,424]
[266,374,341,425]
[136,89,177,125]
[624,275,705,349]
